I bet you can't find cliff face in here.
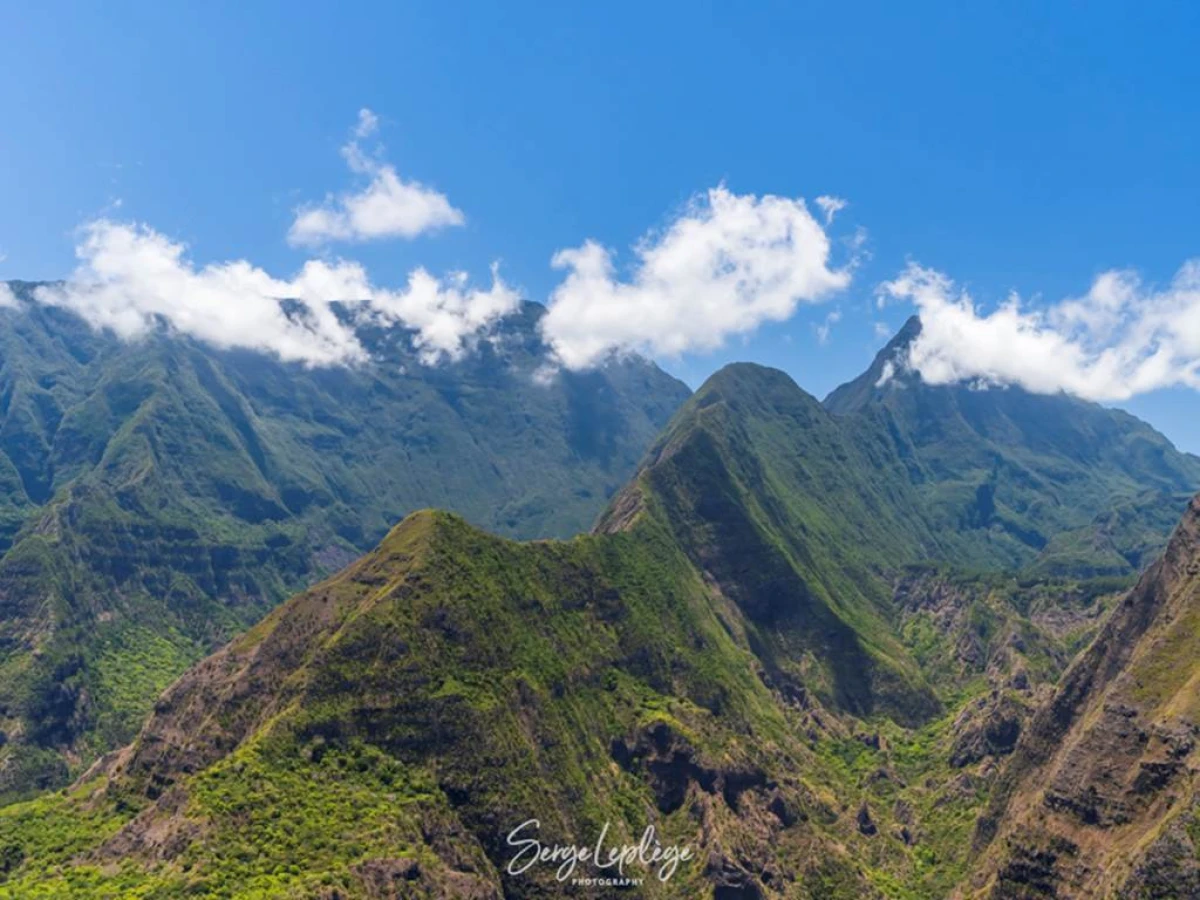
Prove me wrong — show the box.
[968,496,1200,898]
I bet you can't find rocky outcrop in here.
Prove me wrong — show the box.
[610,720,770,816]
[950,692,1026,768]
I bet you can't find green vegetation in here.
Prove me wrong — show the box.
[0,511,838,897]
[0,284,690,800]
[2,309,1199,897]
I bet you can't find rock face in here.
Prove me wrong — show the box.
[969,496,1200,898]
[950,692,1025,769]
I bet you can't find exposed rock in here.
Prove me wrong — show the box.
[1116,812,1200,899]
[856,731,882,751]
[706,853,765,900]
[991,836,1078,899]
[950,692,1025,768]
[972,495,1200,898]
[856,802,878,836]
[351,857,500,900]
[610,720,769,815]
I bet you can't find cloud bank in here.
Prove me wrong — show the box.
[288,109,464,246]
[540,186,851,369]
[880,261,1200,402]
[36,220,519,366]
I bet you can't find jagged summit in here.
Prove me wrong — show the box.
[824,314,922,413]
[600,356,943,724]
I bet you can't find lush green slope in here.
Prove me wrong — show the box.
[0,511,1096,900]
[599,363,945,725]
[0,509,1131,898]
[0,511,887,898]
[0,283,690,800]
[825,317,1200,575]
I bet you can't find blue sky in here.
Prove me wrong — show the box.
[3,2,1200,449]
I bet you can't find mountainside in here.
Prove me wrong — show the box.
[4,332,1200,897]
[598,363,944,724]
[966,496,1200,899]
[0,509,898,899]
[825,317,1200,576]
[0,282,690,800]
[0,361,1143,900]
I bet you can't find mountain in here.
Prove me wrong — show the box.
[0,282,690,800]
[967,495,1200,898]
[0,512,895,899]
[598,362,944,724]
[0,361,1140,900]
[825,316,1200,576]
[4,328,1200,897]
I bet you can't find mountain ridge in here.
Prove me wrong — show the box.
[966,495,1200,897]
[0,282,691,800]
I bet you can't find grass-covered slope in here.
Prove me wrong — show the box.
[825,317,1200,575]
[0,511,895,899]
[0,284,689,800]
[599,363,944,725]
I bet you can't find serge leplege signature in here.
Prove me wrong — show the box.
[506,818,694,884]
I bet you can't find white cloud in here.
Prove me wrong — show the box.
[879,260,1200,402]
[815,195,847,225]
[540,186,851,370]
[287,109,464,247]
[35,220,519,366]
[815,308,842,345]
[873,320,892,339]
[352,107,379,140]
[0,282,17,309]
[875,359,896,388]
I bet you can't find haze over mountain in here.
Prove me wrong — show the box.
[0,282,689,800]
[3,344,1199,897]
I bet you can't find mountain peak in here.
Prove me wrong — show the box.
[886,313,923,351]
[823,315,920,413]
[689,362,824,420]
